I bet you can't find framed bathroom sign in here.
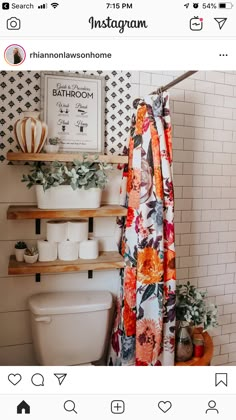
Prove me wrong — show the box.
[41,72,104,152]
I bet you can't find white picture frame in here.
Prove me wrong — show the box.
[41,72,104,152]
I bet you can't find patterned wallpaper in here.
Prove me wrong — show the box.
[0,70,132,163]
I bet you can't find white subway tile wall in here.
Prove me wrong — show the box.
[133,71,236,366]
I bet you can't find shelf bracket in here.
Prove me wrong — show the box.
[35,273,41,283]
[88,218,93,278]
[88,217,94,233]
[35,219,41,235]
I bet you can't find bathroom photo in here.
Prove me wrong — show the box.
[0,70,236,367]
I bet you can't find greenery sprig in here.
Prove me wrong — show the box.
[22,155,112,191]
[176,281,218,331]
[15,241,27,249]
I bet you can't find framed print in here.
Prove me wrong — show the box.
[41,72,104,152]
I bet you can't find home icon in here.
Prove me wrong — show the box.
[17,400,30,414]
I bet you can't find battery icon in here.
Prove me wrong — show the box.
[218,2,234,7]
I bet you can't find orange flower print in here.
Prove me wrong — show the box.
[164,249,176,282]
[124,267,136,308]
[127,168,133,194]
[127,143,134,186]
[132,169,141,193]
[123,298,136,336]
[142,117,150,133]
[129,168,141,209]
[137,248,163,284]
[136,318,162,364]
[165,126,173,163]
[151,128,161,165]
[126,207,135,228]
[121,239,126,257]
[126,138,134,194]
[154,167,163,200]
[136,105,147,135]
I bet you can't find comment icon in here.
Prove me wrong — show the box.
[31,373,44,387]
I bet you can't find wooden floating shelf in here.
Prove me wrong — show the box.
[7,205,127,220]
[8,251,124,275]
[7,152,128,164]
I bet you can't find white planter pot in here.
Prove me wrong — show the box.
[35,185,102,209]
[44,144,60,153]
[15,248,27,262]
[24,253,39,264]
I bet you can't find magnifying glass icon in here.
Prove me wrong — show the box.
[64,400,78,414]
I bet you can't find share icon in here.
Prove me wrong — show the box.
[214,17,228,29]
[54,373,67,385]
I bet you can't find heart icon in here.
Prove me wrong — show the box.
[8,373,22,386]
[158,401,172,413]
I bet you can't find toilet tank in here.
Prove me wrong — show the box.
[28,291,113,366]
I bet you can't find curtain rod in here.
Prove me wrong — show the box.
[150,71,198,95]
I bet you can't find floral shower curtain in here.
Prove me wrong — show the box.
[108,92,176,366]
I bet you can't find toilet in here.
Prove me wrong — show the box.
[28,291,113,366]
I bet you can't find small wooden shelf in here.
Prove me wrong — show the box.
[8,251,124,275]
[7,152,128,164]
[7,205,127,220]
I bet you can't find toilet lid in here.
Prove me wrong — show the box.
[28,291,113,315]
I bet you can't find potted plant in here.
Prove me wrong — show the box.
[175,282,218,362]
[22,155,112,209]
[24,247,39,264]
[15,241,27,262]
[44,137,60,153]
[176,281,218,332]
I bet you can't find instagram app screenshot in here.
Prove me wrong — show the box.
[1,0,236,418]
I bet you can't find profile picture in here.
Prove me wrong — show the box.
[4,44,26,66]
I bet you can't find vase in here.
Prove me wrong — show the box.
[35,185,102,209]
[175,321,193,362]
[14,111,48,153]
[15,248,26,262]
[44,144,60,153]
[24,253,39,264]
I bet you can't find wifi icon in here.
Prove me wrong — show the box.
[51,2,59,8]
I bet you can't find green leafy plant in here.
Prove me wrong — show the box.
[24,247,38,256]
[176,281,218,331]
[22,155,112,191]
[48,137,60,146]
[15,241,27,249]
